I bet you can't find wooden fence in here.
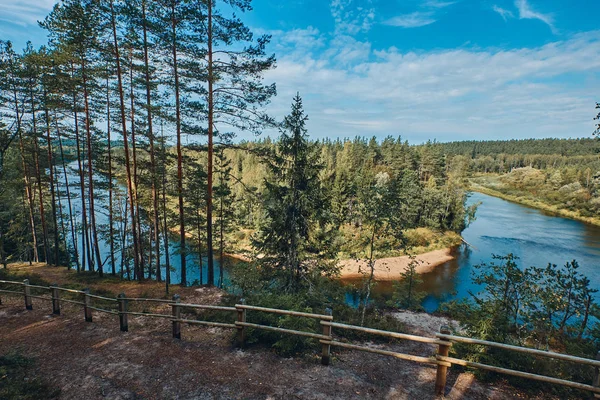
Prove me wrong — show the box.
[1,278,600,396]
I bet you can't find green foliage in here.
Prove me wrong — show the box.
[439,254,600,397]
[252,94,338,292]
[0,352,60,400]
[387,257,426,311]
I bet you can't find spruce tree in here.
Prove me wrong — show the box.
[252,94,337,292]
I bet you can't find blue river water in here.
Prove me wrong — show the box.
[418,192,600,312]
[59,159,600,305]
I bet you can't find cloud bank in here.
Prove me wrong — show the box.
[259,29,600,142]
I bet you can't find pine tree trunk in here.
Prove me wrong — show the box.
[71,68,90,272]
[43,91,59,267]
[142,0,161,282]
[14,89,39,263]
[171,2,186,286]
[56,116,80,271]
[161,127,171,292]
[197,208,203,285]
[29,89,50,264]
[106,74,116,275]
[82,59,103,276]
[206,0,215,286]
[128,49,144,280]
[110,0,141,279]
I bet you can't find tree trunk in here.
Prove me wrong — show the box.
[171,2,186,286]
[110,0,140,278]
[128,47,144,280]
[142,0,161,282]
[29,88,50,264]
[43,91,59,267]
[71,63,91,272]
[106,74,116,275]
[15,95,38,263]
[56,115,79,271]
[161,124,171,293]
[206,0,215,287]
[82,58,103,276]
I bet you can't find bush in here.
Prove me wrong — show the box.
[0,352,60,399]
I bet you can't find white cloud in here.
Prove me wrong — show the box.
[492,5,514,21]
[383,12,437,28]
[330,0,375,35]
[257,31,600,142]
[422,0,457,9]
[384,0,459,30]
[515,0,556,33]
[0,0,55,26]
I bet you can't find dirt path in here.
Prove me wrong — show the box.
[0,301,548,399]
[339,249,455,281]
[0,263,554,399]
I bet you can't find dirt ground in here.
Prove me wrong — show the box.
[0,264,556,399]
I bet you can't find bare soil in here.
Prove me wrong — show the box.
[339,249,455,281]
[0,264,555,399]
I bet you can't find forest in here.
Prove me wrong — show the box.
[0,0,470,294]
[428,137,600,223]
[4,1,600,397]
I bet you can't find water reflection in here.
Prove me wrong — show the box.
[348,192,600,312]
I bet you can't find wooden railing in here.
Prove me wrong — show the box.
[1,279,600,396]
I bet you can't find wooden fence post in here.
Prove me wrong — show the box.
[51,284,60,315]
[236,299,246,348]
[435,325,452,396]
[117,293,128,332]
[83,288,92,322]
[172,294,181,339]
[321,308,333,365]
[593,351,600,398]
[23,279,32,310]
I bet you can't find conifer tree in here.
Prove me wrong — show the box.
[203,0,276,286]
[253,94,336,292]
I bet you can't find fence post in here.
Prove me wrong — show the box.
[117,293,128,332]
[321,308,333,366]
[172,294,181,339]
[593,351,600,398]
[236,299,246,348]
[23,279,32,310]
[51,284,60,315]
[82,288,92,322]
[435,325,452,396]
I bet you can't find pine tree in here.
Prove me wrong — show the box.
[203,0,276,286]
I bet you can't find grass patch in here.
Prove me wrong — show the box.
[470,181,600,227]
[0,352,60,400]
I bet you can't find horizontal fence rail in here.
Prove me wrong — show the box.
[1,278,600,396]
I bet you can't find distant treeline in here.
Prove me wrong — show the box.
[433,137,600,157]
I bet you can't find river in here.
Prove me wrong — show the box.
[417,192,600,312]
[57,161,228,285]
[59,162,600,306]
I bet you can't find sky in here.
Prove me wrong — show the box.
[1,0,600,143]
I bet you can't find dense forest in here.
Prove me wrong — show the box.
[0,0,470,294]
[3,2,600,397]
[423,138,600,222]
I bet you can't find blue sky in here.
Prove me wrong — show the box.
[2,0,600,143]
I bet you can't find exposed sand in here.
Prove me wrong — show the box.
[339,248,455,281]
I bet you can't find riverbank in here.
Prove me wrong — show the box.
[469,182,600,227]
[338,248,455,281]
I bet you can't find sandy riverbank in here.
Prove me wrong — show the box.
[338,248,455,281]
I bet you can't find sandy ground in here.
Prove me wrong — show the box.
[0,294,554,400]
[339,249,455,281]
[391,311,463,337]
[0,263,563,399]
